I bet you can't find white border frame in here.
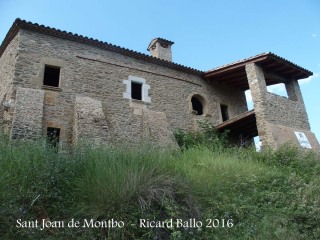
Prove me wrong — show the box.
[123,75,151,103]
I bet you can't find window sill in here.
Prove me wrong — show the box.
[130,99,150,110]
[130,99,150,105]
[190,110,211,117]
[131,99,143,103]
[42,85,62,92]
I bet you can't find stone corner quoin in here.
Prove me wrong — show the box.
[0,19,319,152]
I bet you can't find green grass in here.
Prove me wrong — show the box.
[0,133,320,239]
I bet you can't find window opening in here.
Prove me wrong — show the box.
[47,127,60,148]
[267,83,288,98]
[131,82,142,100]
[43,65,60,87]
[191,97,203,115]
[220,104,229,122]
[245,90,254,110]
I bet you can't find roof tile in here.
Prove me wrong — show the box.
[0,19,202,75]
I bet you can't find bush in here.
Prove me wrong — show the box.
[174,120,229,151]
[0,137,200,239]
[0,132,319,239]
[71,145,200,239]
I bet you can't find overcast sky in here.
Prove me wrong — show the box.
[1,0,319,141]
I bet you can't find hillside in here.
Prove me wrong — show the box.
[0,132,319,239]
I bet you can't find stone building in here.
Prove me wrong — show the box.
[0,18,319,151]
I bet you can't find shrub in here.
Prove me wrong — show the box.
[72,145,200,239]
[1,132,319,239]
[174,120,229,151]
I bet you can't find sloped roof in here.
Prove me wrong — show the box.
[205,52,311,73]
[204,52,313,90]
[147,38,174,51]
[216,110,257,139]
[0,19,313,83]
[0,18,202,75]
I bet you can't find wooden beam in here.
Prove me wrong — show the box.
[264,71,287,83]
[216,110,255,128]
[210,71,246,81]
[204,56,268,77]
[264,64,290,73]
[260,60,278,68]
[281,68,301,75]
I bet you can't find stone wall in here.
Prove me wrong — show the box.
[246,63,319,151]
[208,82,248,123]
[6,29,248,146]
[11,87,44,139]
[149,41,173,62]
[2,27,317,151]
[269,123,320,151]
[73,96,108,144]
[0,34,19,131]
[245,63,270,146]
[142,109,178,149]
[264,92,310,130]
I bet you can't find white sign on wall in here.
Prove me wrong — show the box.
[294,132,312,149]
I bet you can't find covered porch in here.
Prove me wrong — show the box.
[203,52,313,148]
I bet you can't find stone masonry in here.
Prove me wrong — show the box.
[147,38,174,62]
[73,96,109,144]
[0,19,319,152]
[246,63,319,151]
[11,87,44,140]
[142,109,178,149]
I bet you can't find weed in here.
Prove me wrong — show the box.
[0,132,319,239]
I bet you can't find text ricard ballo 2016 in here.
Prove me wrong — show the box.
[16,218,234,230]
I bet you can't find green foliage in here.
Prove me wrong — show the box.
[174,120,229,150]
[71,145,199,239]
[0,132,320,239]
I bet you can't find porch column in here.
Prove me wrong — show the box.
[245,63,271,148]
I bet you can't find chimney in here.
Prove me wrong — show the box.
[147,38,174,62]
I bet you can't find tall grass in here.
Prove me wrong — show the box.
[0,137,198,239]
[0,131,319,239]
[71,145,199,239]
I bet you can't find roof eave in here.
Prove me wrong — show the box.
[204,53,312,79]
[0,19,202,76]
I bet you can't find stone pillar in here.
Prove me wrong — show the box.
[285,78,310,130]
[245,63,273,148]
[245,64,318,151]
[245,63,267,102]
[285,79,303,102]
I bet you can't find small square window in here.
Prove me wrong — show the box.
[131,82,142,100]
[43,65,60,87]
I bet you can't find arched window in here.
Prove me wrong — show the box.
[191,96,204,115]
